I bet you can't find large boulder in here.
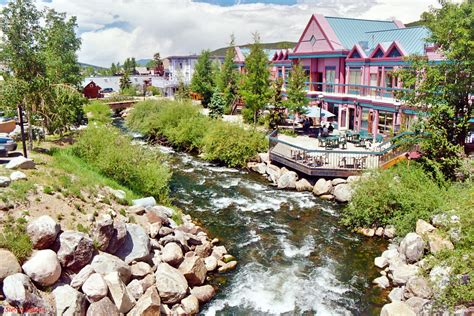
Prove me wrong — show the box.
[155,263,188,304]
[91,252,131,284]
[5,156,35,170]
[190,285,216,303]
[22,249,61,286]
[295,178,313,192]
[145,206,170,226]
[374,256,388,269]
[132,197,156,208]
[26,215,60,249]
[266,164,280,183]
[373,276,390,289]
[391,263,420,285]
[126,279,144,300]
[56,231,94,272]
[86,297,120,316]
[277,170,298,189]
[380,302,416,316]
[105,219,127,254]
[2,273,44,308]
[405,297,429,315]
[388,287,405,302]
[204,256,218,272]
[181,295,199,315]
[0,249,21,282]
[70,265,95,289]
[161,242,184,267]
[427,232,454,254]
[10,171,27,181]
[194,241,212,258]
[399,233,425,263]
[258,152,270,164]
[130,262,152,278]
[82,273,108,302]
[52,285,87,316]
[429,265,451,290]
[92,214,114,251]
[0,176,11,187]
[313,178,331,196]
[406,276,432,299]
[331,178,347,186]
[115,224,151,264]
[253,162,267,175]
[333,184,353,203]
[218,260,237,273]
[103,272,136,313]
[128,286,161,316]
[178,254,207,286]
[415,219,436,236]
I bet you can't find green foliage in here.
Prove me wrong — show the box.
[0,181,35,203]
[239,33,272,125]
[146,85,161,96]
[76,223,90,234]
[209,91,225,118]
[121,85,137,97]
[126,99,268,166]
[72,125,171,203]
[218,35,239,109]
[285,61,309,115]
[191,50,215,106]
[120,72,132,91]
[84,100,112,125]
[0,215,32,263]
[342,162,446,235]
[175,77,191,101]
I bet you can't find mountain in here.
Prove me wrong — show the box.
[210,41,297,56]
[79,62,108,70]
[405,20,424,27]
[136,59,152,66]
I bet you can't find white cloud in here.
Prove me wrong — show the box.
[32,0,455,67]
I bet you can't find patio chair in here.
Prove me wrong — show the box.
[339,137,347,149]
[376,134,384,143]
[338,157,347,168]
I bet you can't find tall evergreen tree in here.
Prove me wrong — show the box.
[111,63,117,75]
[285,61,308,116]
[120,72,132,91]
[239,33,272,125]
[191,50,214,106]
[218,35,239,110]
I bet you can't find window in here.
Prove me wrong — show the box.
[373,48,384,58]
[348,68,362,95]
[387,47,402,58]
[327,103,339,122]
[361,108,370,131]
[349,50,361,58]
[378,111,394,134]
[325,67,336,93]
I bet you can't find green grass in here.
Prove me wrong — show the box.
[0,215,32,263]
[84,100,112,125]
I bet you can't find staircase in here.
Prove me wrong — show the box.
[230,97,244,115]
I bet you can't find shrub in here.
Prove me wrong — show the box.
[72,125,171,203]
[84,100,112,125]
[0,216,32,263]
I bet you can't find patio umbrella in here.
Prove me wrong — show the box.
[303,106,335,118]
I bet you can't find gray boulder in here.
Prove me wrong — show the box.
[295,178,313,192]
[380,301,416,316]
[277,170,298,189]
[194,241,212,258]
[53,285,87,316]
[105,219,127,254]
[258,152,270,164]
[0,249,21,282]
[10,171,27,181]
[204,256,218,271]
[178,254,207,286]
[27,215,60,249]
[92,214,114,251]
[388,287,405,302]
[126,279,144,300]
[254,162,267,175]
[145,206,171,226]
[5,156,35,170]
[155,263,188,304]
[161,242,184,267]
[104,272,136,313]
[56,231,94,272]
[266,164,280,183]
[82,273,108,302]
[91,252,131,284]
[384,225,396,238]
[427,232,454,254]
[22,249,61,286]
[211,245,227,260]
[70,265,95,289]
[373,275,390,289]
[128,286,161,316]
[115,224,151,264]
[406,276,432,299]
[130,261,152,278]
[313,178,331,196]
[0,176,11,187]
[429,265,451,290]
[405,297,429,314]
[86,297,120,316]
[331,178,347,186]
[181,295,199,315]
[399,232,425,263]
[132,197,156,208]
[415,219,435,236]
[374,256,388,269]
[2,273,43,308]
[190,285,216,303]
[333,184,353,203]
[391,263,420,285]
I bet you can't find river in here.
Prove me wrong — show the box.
[157,145,387,315]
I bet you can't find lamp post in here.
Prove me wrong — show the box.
[18,104,27,158]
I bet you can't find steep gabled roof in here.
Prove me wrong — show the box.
[347,44,367,59]
[384,41,407,58]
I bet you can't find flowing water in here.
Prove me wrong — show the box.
[159,145,387,315]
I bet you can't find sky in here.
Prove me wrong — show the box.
[3,0,458,67]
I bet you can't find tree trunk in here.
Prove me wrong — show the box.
[27,110,33,151]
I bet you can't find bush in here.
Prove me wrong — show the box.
[342,162,447,235]
[72,125,171,203]
[84,100,111,125]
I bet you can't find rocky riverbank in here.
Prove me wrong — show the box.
[247,152,358,203]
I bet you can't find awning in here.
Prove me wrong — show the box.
[303,106,336,118]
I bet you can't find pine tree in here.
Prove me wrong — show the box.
[239,33,272,125]
[218,35,239,110]
[285,61,308,116]
[120,72,131,91]
[209,90,225,118]
[191,50,214,106]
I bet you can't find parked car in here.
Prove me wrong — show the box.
[100,88,114,93]
[0,137,17,157]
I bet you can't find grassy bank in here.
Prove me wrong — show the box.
[343,161,473,308]
[126,100,268,167]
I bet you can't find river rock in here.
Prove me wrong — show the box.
[388,287,405,302]
[106,219,127,254]
[131,262,152,278]
[82,273,108,302]
[382,248,400,262]
[399,233,425,263]
[415,219,436,236]
[406,276,432,299]
[380,301,416,316]
[92,214,114,251]
[22,249,61,286]
[190,285,215,303]
[218,260,237,273]
[53,284,87,316]
[195,241,212,258]
[5,156,35,170]
[384,225,396,238]
[148,222,162,239]
[204,256,218,271]
[56,231,93,272]
[333,184,353,202]
[277,170,298,189]
[86,297,120,316]
[431,213,460,228]
[254,162,267,175]
[126,279,144,300]
[162,242,184,267]
[346,175,361,183]
[406,297,429,314]
[391,263,420,285]
[258,152,270,164]
[70,265,95,289]
[155,263,188,304]
[2,273,43,308]
[427,232,454,254]
[181,295,199,315]
[140,273,156,292]
[104,272,136,313]
[115,224,151,264]
[132,196,156,208]
[331,178,346,186]
[27,215,60,249]
[319,194,334,201]
[9,171,27,182]
[295,178,313,192]
[313,178,331,196]
[374,256,388,269]
[128,286,161,316]
[373,275,390,289]
[266,164,280,183]
[429,265,451,290]
[179,254,207,286]
[357,227,375,237]
[146,207,170,226]
[0,249,21,282]
[375,227,384,236]
[211,245,227,260]
[91,252,131,284]
[0,176,11,187]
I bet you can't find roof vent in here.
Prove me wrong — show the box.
[358,41,369,50]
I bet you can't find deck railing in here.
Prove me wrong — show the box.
[304,82,410,100]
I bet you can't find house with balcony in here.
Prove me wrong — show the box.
[288,14,441,137]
